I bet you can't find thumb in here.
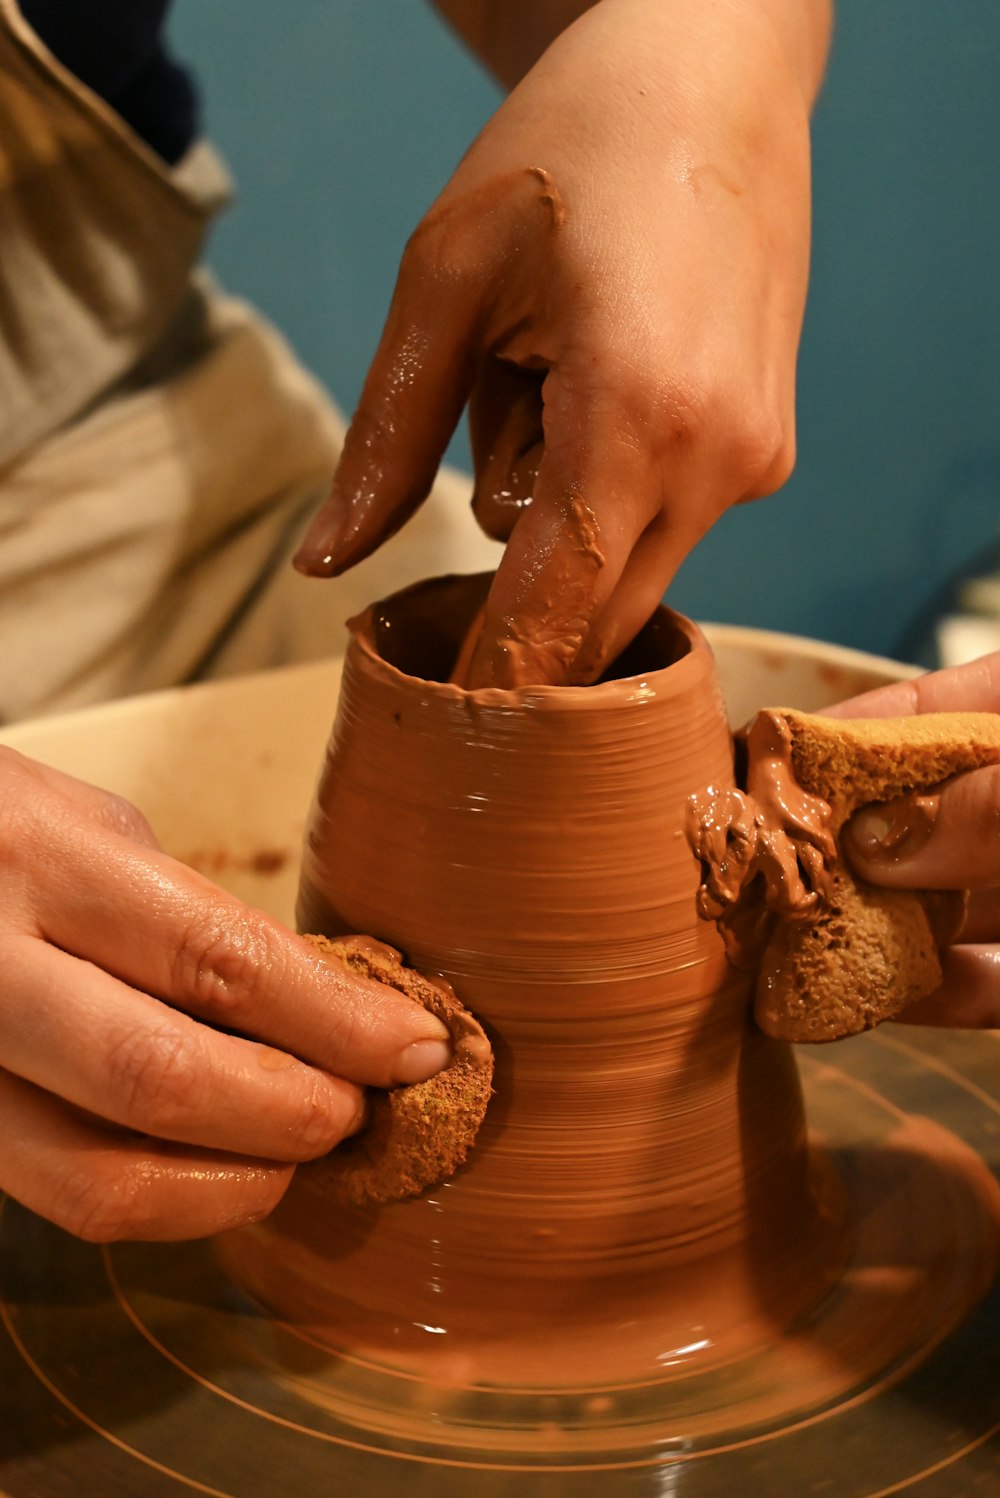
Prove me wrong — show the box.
[844,769,1000,890]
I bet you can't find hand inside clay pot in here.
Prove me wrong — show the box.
[295,2,833,688]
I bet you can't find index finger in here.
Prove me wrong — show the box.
[293,207,486,578]
[27,816,451,1090]
[460,368,687,688]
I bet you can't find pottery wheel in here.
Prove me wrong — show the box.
[2,1026,1000,1498]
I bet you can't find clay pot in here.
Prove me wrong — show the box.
[218,574,847,1389]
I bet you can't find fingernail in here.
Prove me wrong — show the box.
[293,529,344,577]
[849,808,891,855]
[848,795,938,862]
[392,1039,451,1085]
[293,504,350,576]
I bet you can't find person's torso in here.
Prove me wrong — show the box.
[18,0,198,164]
[0,0,229,471]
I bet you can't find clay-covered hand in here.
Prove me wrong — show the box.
[831,652,1000,1027]
[295,0,831,687]
[0,748,450,1241]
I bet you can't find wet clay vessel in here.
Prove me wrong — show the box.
[223,576,841,1385]
[214,574,1000,1469]
[5,593,1000,1495]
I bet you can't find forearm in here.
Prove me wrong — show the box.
[432,0,832,101]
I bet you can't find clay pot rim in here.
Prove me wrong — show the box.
[347,592,711,710]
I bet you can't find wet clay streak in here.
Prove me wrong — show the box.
[470,492,606,689]
[526,164,567,229]
[688,709,836,968]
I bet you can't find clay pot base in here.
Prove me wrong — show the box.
[3,1029,1000,1498]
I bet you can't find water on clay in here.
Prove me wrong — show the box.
[220,577,1000,1484]
[3,577,1000,1496]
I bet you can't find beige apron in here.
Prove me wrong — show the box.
[0,0,496,723]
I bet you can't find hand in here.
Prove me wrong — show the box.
[0,748,450,1241]
[296,0,830,687]
[831,652,1000,1027]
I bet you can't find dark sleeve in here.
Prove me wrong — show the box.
[20,0,198,165]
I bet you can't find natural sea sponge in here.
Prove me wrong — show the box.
[300,933,494,1205]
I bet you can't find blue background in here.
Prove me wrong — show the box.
[170,0,1000,663]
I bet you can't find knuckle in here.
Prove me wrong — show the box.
[99,791,158,846]
[400,215,438,274]
[649,378,710,456]
[0,745,35,783]
[324,994,366,1064]
[56,1160,149,1243]
[0,745,24,784]
[725,408,791,492]
[0,751,44,856]
[284,1075,349,1160]
[645,369,793,495]
[400,207,460,287]
[400,189,494,293]
[766,432,797,491]
[302,942,374,1058]
[981,768,1000,823]
[170,907,272,1023]
[104,1024,203,1134]
[0,796,32,879]
[471,486,516,542]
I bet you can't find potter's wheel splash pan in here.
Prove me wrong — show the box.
[2,618,997,1494]
[2,1028,1000,1495]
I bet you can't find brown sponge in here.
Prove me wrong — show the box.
[754,709,1000,1042]
[300,934,494,1206]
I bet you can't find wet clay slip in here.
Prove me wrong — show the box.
[212,574,1000,1466]
[4,592,1000,1495]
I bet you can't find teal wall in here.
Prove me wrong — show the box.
[170,1,1000,663]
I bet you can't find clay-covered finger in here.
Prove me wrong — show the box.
[468,359,544,542]
[0,1068,292,1242]
[26,820,451,1089]
[293,214,484,579]
[844,767,1000,891]
[0,936,365,1160]
[895,945,1000,1029]
[462,372,658,688]
[294,167,579,580]
[570,500,722,682]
